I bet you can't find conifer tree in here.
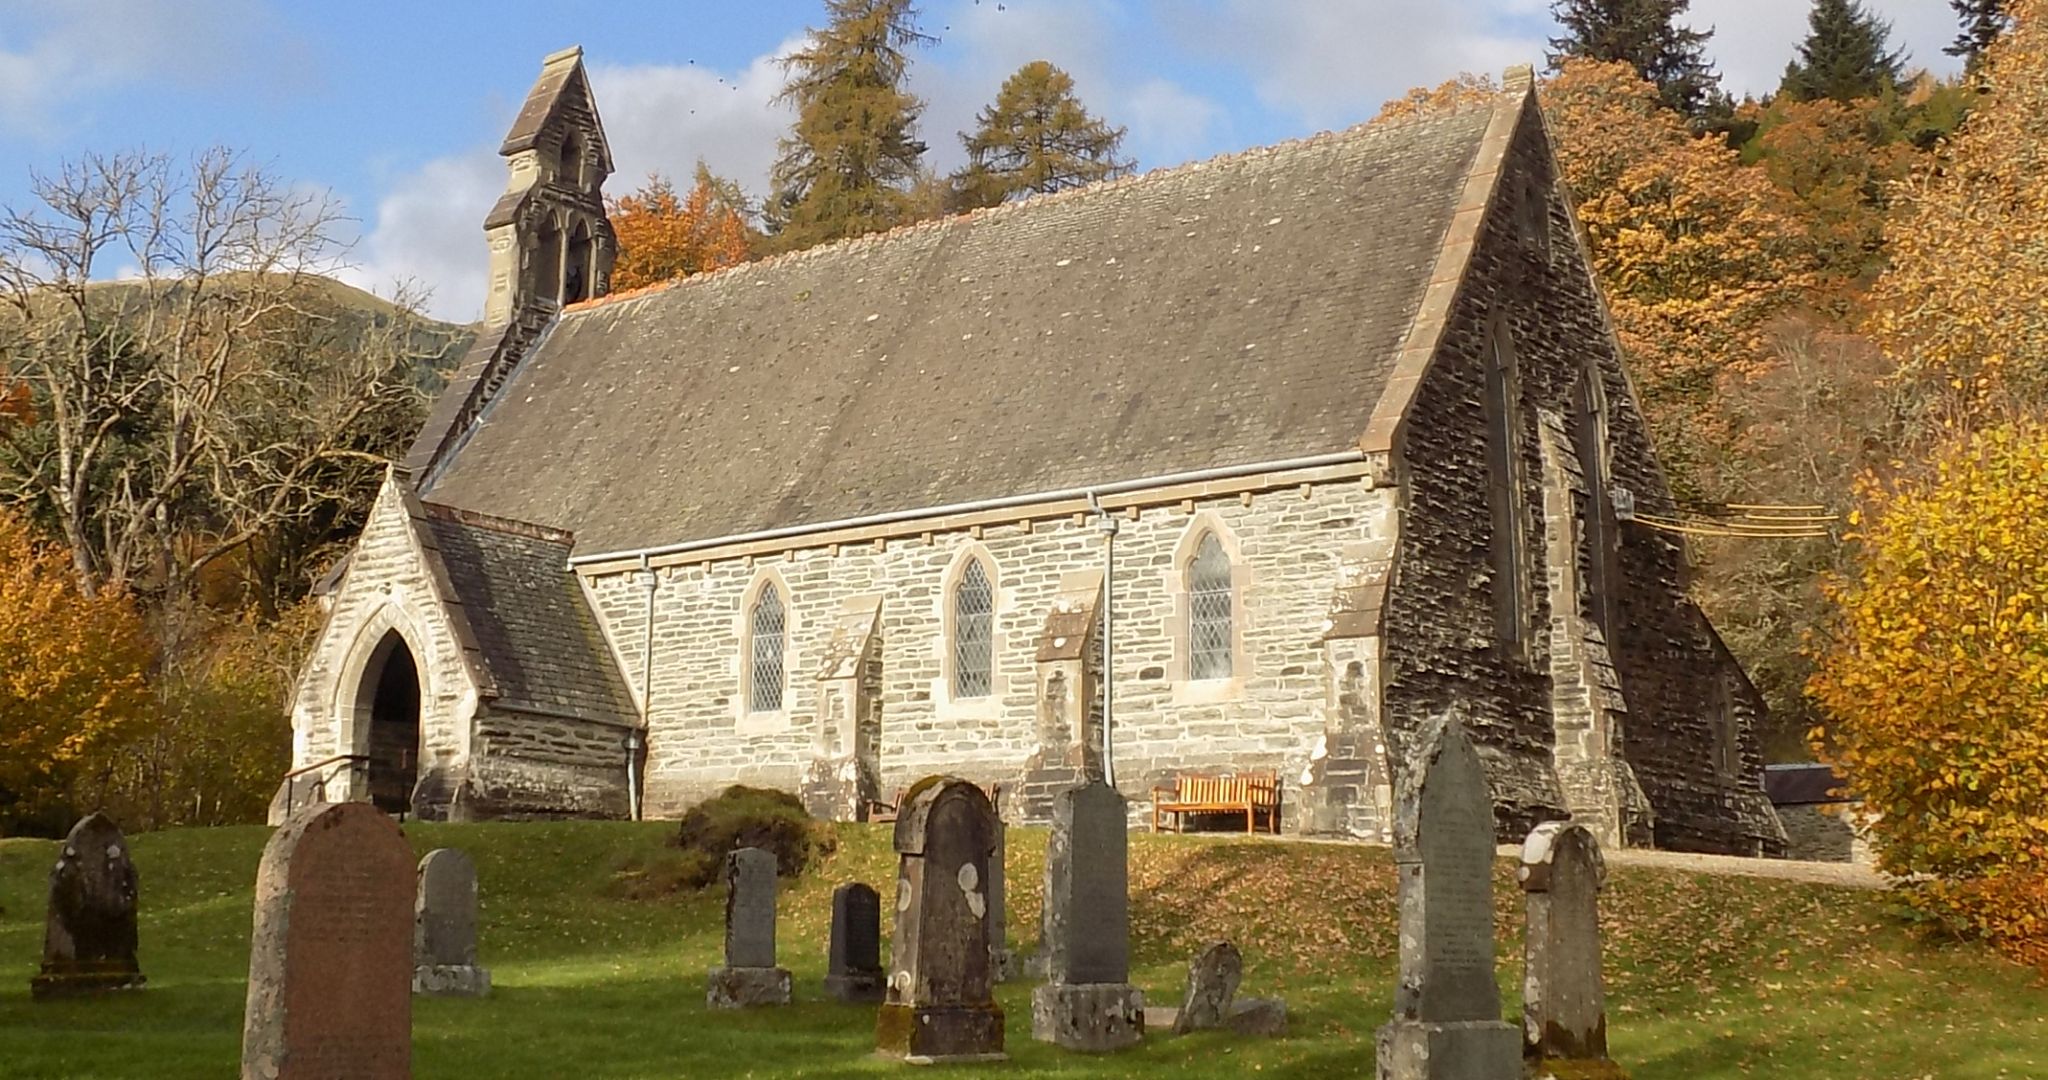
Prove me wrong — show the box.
[952,61,1133,210]
[1781,0,1908,103]
[766,0,933,250]
[1547,0,1722,115]
[1948,0,2012,65]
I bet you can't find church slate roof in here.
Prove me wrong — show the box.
[422,106,1497,558]
[417,505,636,723]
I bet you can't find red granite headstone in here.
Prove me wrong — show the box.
[241,800,413,1080]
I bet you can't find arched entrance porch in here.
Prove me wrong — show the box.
[355,630,421,815]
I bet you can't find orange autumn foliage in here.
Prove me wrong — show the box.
[0,509,153,823]
[1810,421,2048,970]
[607,171,753,292]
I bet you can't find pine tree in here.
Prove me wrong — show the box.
[952,61,1133,210]
[1547,0,1722,115]
[1948,0,2012,65]
[1781,0,1908,103]
[766,0,933,250]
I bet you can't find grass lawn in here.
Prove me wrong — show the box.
[0,821,2042,1078]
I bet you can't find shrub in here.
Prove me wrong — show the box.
[1809,421,2048,970]
[673,785,833,886]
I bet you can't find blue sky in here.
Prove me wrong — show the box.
[0,0,1962,320]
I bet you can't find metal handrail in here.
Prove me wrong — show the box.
[279,754,370,815]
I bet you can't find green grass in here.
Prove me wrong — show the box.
[0,822,2041,1078]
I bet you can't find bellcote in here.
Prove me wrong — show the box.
[482,45,617,327]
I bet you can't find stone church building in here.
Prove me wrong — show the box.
[285,47,1786,855]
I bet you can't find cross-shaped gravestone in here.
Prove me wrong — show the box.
[30,813,145,999]
[876,776,1006,1063]
[707,847,791,1007]
[1031,781,1144,1051]
[1375,712,1519,1079]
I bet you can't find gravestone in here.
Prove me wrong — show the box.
[30,813,145,998]
[1172,941,1242,1033]
[825,882,885,1003]
[1520,822,1625,1078]
[707,847,791,1007]
[1375,712,1519,1080]
[876,776,1006,1063]
[988,815,1013,981]
[1032,781,1144,1051]
[412,849,490,997]
[242,800,413,1080]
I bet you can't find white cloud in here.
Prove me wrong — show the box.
[1691,0,1965,99]
[1176,0,1546,132]
[336,151,503,322]
[0,0,311,137]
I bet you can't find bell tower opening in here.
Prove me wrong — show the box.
[361,631,421,815]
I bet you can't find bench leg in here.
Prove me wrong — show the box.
[1244,807,1254,834]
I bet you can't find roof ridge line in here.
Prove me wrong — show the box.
[561,97,1513,320]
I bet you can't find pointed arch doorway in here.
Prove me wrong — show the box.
[356,630,421,815]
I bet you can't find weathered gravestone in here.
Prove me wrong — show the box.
[825,881,885,1003]
[876,776,1006,1063]
[30,813,145,998]
[1032,781,1144,1051]
[707,847,792,1007]
[413,849,490,997]
[242,800,413,1080]
[1172,941,1242,1034]
[1520,822,1626,1078]
[988,814,1013,982]
[1375,713,1519,1080]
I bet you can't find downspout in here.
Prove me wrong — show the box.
[630,554,657,822]
[1087,491,1118,790]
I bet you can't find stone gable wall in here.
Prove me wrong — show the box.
[287,481,481,814]
[1384,96,1782,854]
[583,480,1400,824]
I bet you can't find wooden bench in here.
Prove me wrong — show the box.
[1151,771,1281,834]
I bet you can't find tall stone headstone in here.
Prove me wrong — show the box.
[876,776,1006,1063]
[1375,713,1519,1080]
[242,800,413,1080]
[1520,822,1624,1077]
[412,848,490,997]
[825,881,885,1003]
[988,812,1012,981]
[30,813,145,998]
[1032,781,1144,1051]
[707,847,792,1007]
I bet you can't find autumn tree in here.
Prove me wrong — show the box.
[1949,0,2013,64]
[1540,59,1819,499]
[1547,0,1722,115]
[952,61,1132,210]
[1868,0,2048,437]
[1739,96,1912,284]
[766,0,933,250]
[1810,421,2048,969]
[0,509,153,834]
[1781,0,1908,103]
[0,149,433,608]
[608,164,755,291]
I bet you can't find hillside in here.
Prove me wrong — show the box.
[1,823,2041,1079]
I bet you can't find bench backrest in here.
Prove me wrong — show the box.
[1175,770,1279,804]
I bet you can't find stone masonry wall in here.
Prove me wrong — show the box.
[287,479,481,816]
[583,481,1400,827]
[463,707,632,819]
[1384,93,1782,853]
